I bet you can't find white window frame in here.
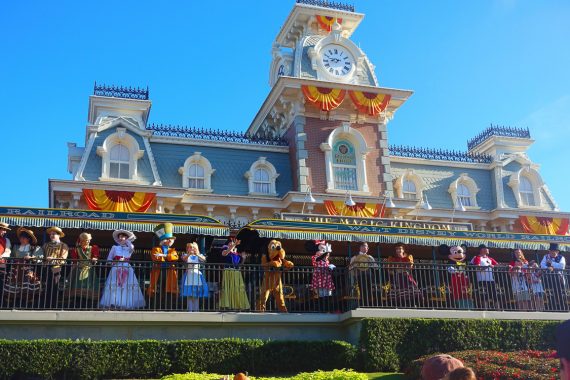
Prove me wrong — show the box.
[448,173,480,209]
[394,169,425,200]
[96,128,144,183]
[178,152,215,192]
[519,176,535,206]
[508,167,544,209]
[320,122,372,195]
[245,157,279,196]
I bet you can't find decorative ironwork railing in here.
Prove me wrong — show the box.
[389,145,493,164]
[468,125,531,151]
[147,123,289,146]
[93,82,149,100]
[296,0,355,12]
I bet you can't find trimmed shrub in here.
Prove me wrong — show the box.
[359,318,558,372]
[405,350,559,380]
[0,339,357,379]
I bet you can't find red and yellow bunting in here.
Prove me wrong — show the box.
[316,15,342,32]
[302,85,346,111]
[349,91,391,116]
[519,216,569,235]
[324,200,383,218]
[83,189,155,213]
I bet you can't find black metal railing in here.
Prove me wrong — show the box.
[467,125,531,151]
[147,123,289,146]
[389,145,493,164]
[1,259,568,313]
[296,0,355,12]
[93,82,149,100]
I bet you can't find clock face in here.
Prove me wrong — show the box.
[320,44,354,78]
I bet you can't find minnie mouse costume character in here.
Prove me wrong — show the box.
[439,244,473,309]
[305,240,336,298]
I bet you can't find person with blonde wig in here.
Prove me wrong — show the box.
[181,242,209,311]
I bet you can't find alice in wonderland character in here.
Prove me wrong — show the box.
[147,223,180,307]
[100,229,145,309]
[439,244,473,309]
[181,242,209,311]
[219,238,250,310]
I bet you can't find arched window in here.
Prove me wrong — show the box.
[402,180,417,200]
[332,139,358,191]
[245,157,279,196]
[96,128,145,182]
[178,152,215,191]
[448,173,480,209]
[109,144,130,179]
[519,176,535,206]
[457,184,471,207]
[320,123,371,194]
[254,167,271,194]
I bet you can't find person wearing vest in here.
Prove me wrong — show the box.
[147,223,180,309]
[41,226,69,308]
[541,243,567,311]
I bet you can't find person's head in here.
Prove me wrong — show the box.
[16,227,37,246]
[78,232,92,247]
[47,226,65,243]
[549,243,560,258]
[161,237,175,247]
[478,244,489,257]
[117,233,129,244]
[513,248,526,262]
[359,242,369,254]
[443,367,476,380]
[529,260,539,269]
[421,354,464,380]
[19,233,31,246]
[0,222,9,237]
[557,320,570,380]
[394,243,406,258]
[186,242,199,255]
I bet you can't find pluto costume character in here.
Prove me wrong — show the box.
[257,239,294,312]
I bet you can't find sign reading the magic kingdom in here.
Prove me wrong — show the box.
[281,213,474,231]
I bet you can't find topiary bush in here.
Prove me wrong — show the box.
[359,318,559,372]
[404,350,559,380]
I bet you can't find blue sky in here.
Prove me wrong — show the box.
[0,0,569,211]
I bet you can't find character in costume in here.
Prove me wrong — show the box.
[439,244,473,309]
[540,243,567,311]
[41,226,69,307]
[386,242,421,305]
[100,229,145,309]
[306,240,335,297]
[181,242,209,311]
[257,239,294,312]
[0,222,12,272]
[348,241,376,306]
[147,223,180,307]
[470,244,499,309]
[67,232,100,303]
[219,238,250,310]
[509,248,530,310]
[2,227,43,303]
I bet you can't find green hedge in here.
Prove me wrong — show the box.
[164,369,368,380]
[359,318,559,372]
[0,339,357,379]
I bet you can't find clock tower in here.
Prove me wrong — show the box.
[251,1,413,211]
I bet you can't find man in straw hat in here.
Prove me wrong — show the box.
[42,226,69,307]
[147,223,180,308]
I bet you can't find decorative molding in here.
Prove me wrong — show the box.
[93,82,149,100]
[393,169,425,200]
[468,125,531,151]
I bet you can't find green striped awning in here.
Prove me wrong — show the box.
[0,207,229,236]
[241,219,570,251]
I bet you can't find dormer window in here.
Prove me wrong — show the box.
[178,152,214,192]
[245,157,279,196]
[519,176,535,206]
[402,180,417,200]
[109,144,130,179]
[394,169,424,200]
[449,174,480,209]
[457,184,472,207]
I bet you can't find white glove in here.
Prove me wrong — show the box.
[328,264,336,270]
